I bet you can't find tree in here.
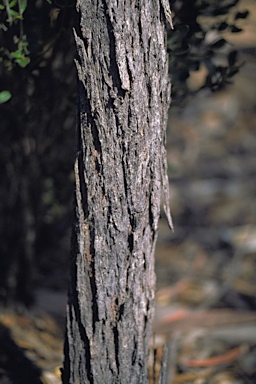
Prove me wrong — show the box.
[0,0,244,308]
[0,0,246,380]
[62,0,173,382]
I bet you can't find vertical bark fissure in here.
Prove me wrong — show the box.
[75,296,93,383]
[113,320,120,374]
[88,223,100,333]
[102,0,126,94]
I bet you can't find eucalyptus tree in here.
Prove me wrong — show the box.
[62,1,173,383]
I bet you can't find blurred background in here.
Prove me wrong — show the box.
[0,0,255,383]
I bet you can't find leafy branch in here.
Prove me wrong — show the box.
[0,0,29,70]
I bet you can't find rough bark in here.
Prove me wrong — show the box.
[63,0,172,383]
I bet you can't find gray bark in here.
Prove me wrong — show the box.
[63,0,172,383]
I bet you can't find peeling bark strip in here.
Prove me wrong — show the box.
[63,1,172,383]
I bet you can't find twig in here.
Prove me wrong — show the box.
[181,344,248,368]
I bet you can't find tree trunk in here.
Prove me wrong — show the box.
[63,0,172,383]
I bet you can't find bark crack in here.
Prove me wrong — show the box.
[101,0,127,94]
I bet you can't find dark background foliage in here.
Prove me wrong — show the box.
[0,0,77,304]
[0,0,247,305]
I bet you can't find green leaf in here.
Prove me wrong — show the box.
[18,35,28,51]
[0,90,12,104]
[15,56,30,67]
[9,0,18,8]
[8,9,20,19]
[10,49,23,58]
[19,0,27,15]
[0,5,5,10]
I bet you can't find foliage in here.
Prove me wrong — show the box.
[0,0,249,304]
[0,90,11,103]
[0,0,248,104]
[0,0,76,73]
[0,0,30,71]
[169,0,249,103]
[0,0,77,303]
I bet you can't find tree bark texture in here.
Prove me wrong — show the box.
[63,1,172,383]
